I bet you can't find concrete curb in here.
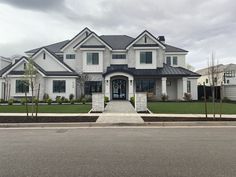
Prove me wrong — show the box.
[1,121,236,128]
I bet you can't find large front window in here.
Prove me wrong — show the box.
[140,52,152,64]
[136,80,155,92]
[84,81,102,95]
[16,80,29,93]
[53,80,66,93]
[87,53,99,65]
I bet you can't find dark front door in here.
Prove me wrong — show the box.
[112,79,126,100]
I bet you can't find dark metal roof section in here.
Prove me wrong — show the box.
[25,40,70,54]
[100,35,134,50]
[104,64,200,77]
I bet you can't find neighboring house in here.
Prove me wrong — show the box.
[196,63,236,100]
[0,27,200,101]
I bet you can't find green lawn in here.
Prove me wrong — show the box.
[148,102,236,114]
[0,104,91,113]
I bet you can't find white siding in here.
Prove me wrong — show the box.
[165,54,186,68]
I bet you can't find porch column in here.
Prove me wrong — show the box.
[105,78,110,100]
[128,78,134,99]
[161,77,167,95]
[182,77,187,96]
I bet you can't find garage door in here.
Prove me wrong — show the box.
[224,85,236,101]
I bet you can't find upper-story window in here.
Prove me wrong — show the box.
[140,52,152,64]
[87,52,99,65]
[166,57,171,66]
[173,56,178,65]
[224,70,235,77]
[112,54,126,59]
[66,54,75,59]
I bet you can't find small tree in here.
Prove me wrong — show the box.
[24,58,38,119]
[207,52,220,118]
[77,73,89,98]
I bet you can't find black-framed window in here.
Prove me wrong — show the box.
[140,52,152,64]
[187,81,191,93]
[43,52,46,59]
[84,81,102,95]
[136,80,155,92]
[87,53,99,65]
[66,54,76,59]
[53,80,66,93]
[166,57,171,65]
[16,80,29,93]
[173,56,178,65]
[225,70,235,77]
[206,79,208,84]
[112,54,126,59]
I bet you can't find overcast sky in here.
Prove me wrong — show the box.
[0,0,235,70]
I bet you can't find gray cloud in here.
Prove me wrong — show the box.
[0,0,66,11]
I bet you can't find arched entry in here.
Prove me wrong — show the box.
[112,79,126,100]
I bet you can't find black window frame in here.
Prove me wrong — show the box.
[187,80,191,93]
[43,52,46,59]
[136,79,155,93]
[112,54,126,59]
[66,54,76,59]
[53,80,66,93]
[87,52,99,65]
[173,56,178,65]
[16,80,29,93]
[166,56,171,66]
[84,81,102,95]
[140,51,152,64]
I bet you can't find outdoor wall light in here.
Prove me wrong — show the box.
[106,80,109,85]
[130,80,133,85]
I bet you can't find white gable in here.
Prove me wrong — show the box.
[83,36,104,46]
[32,50,68,72]
[136,35,156,45]
[13,61,26,71]
[61,28,91,52]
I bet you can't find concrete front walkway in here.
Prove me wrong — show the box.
[96,101,144,123]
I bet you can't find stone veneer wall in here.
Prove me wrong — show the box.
[92,93,104,112]
[135,92,147,112]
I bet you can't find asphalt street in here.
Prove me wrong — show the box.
[0,127,236,177]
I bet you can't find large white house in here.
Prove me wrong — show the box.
[0,28,200,101]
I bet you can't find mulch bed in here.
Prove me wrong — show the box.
[0,116,98,123]
[142,116,236,122]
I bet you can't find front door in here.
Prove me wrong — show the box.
[112,79,126,100]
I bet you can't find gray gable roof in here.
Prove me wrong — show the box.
[104,64,200,77]
[100,35,134,50]
[25,40,70,54]
[164,44,188,52]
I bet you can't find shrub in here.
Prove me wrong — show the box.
[20,98,27,105]
[161,94,168,101]
[183,93,192,101]
[81,97,86,104]
[104,96,109,104]
[43,93,49,102]
[8,99,14,105]
[33,98,39,104]
[47,98,52,105]
[69,94,74,101]
[223,97,231,102]
[61,96,65,102]
[56,98,62,105]
[70,99,75,104]
[130,96,135,106]
[0,99,5,103]
[64,98,69,103]
[56,96,61,101]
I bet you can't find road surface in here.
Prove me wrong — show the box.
[0,127,236,177]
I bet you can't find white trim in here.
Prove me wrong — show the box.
[80,48,105,51]
[133,47,159,50]
[2,58,46,77]
[32,48,72,72]
[46,76,78,78]
[0,57,12,63]
[60,28,91,51]
[73,33,112,51]
[165,52,188,55]
[126,31,166,50]
[112,50,127,52]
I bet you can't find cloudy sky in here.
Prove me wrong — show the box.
[0,0,235,70]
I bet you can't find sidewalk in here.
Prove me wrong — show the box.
[96,101,144,123]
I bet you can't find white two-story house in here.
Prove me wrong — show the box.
[0,27,200,101]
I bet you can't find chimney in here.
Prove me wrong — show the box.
[158,36,165,43]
